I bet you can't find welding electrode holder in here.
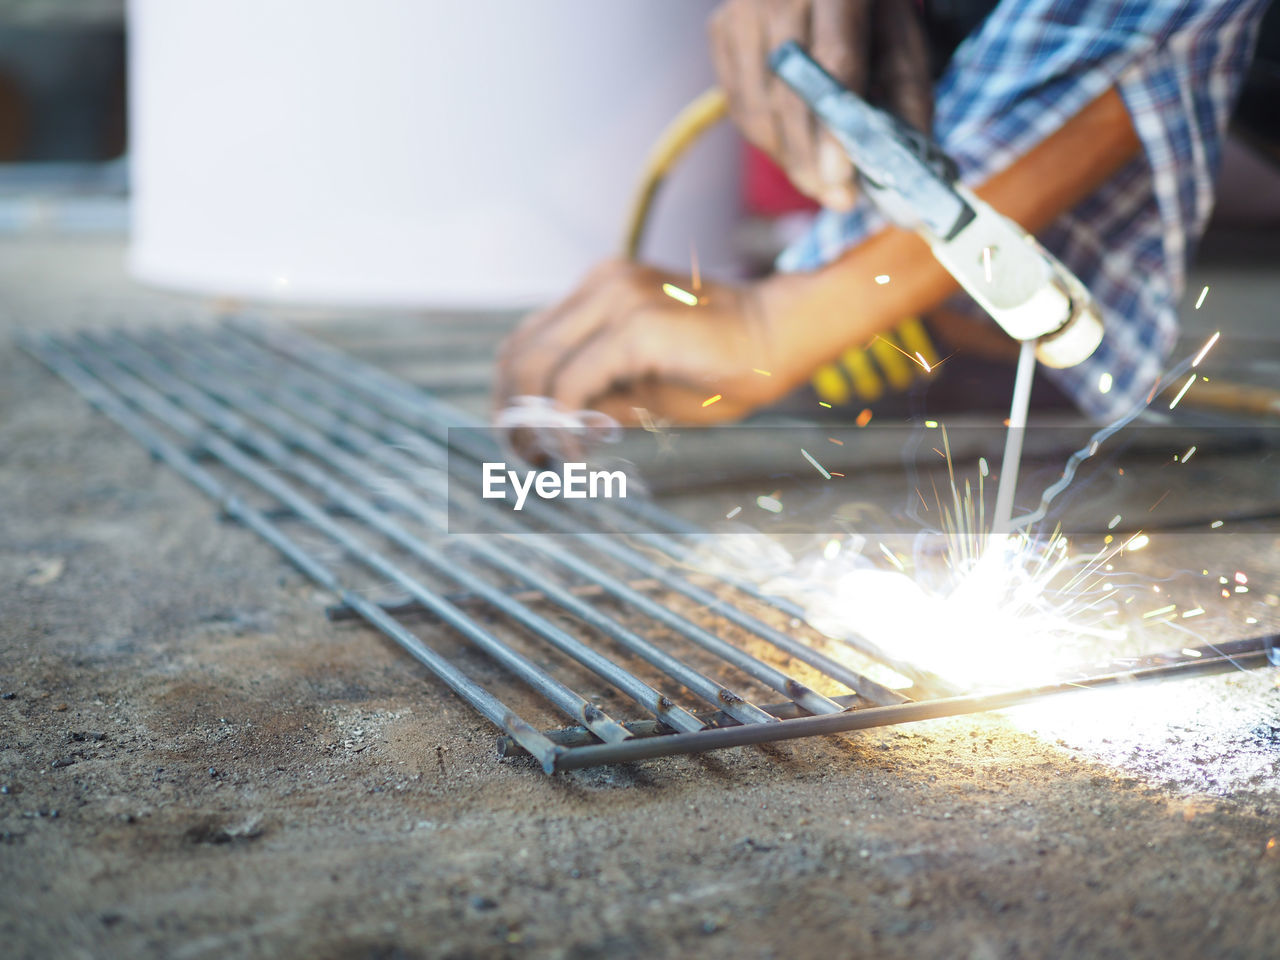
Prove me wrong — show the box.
[769,41,1105,370]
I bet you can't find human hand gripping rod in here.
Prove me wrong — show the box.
[770,41,1104,369]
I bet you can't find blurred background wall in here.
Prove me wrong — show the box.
[0,0,1276,313]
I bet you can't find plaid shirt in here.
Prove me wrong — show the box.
[778,0,1268,420]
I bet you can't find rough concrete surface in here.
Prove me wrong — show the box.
[2,239,1279,959]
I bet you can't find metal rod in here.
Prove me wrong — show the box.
[166,326,859,715]
[198,324,909,707]
[547,635,1279,770]
[497,691,867,756]
[19,334,566,773]
[55,334,634,746]
[104,329,779,730]
[325,574,721,621]
[224,319,964,692]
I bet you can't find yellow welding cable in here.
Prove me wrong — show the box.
[622,86,936,407]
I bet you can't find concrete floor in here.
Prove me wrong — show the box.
[2,237,1279,959]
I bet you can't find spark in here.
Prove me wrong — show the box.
[801,448,832,479]
[982,246,993,283]
[818,401,832,408]
[725,505,741,519]
[1148,490,1171,511]
[1167,373,1196,410]
[878,542,905,571]
[1181,647,1202,657]
[1236,585,1249,594]
[1143,604,1177,619]
[828,437,844,446]
[1192,330,1219,367]
[874,274,891,285]
[1181,608,1205,619]
[1108,515,1121,529]
[1268,837,1277,852]
[1180,446,1196,464]
[856,408,873,427]
[756,494,782,514]
[916,488,930,511]
[1098,372,1113,394]
[689,241,701,292]
[1125,533,1150,551]
[702,394,722,407]
[979,457,989,478]
[662,282,698,306]
[830,471,845,477]
[875,334,936,372]
[824,538,841,560]
[924,420,939,429]
[1235,572,1248,584]
[1210,520,1223,529]
[753,368,772,377]
[1194,285,1209,310]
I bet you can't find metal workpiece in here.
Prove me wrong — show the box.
[220,319,910,704]
[19,334,566,774]
[24,324,1277,773]
[125,329,808,728]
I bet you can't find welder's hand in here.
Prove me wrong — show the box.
[493,260,796,433]
[708,0,932,211]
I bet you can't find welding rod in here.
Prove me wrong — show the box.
[106,328,782,730]
[54,335,634,747]
[210,323,914,705]
[184,326,897,711]
[19,334,567,773]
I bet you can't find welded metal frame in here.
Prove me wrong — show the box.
[21,323,1278,773]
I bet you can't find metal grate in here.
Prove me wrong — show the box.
[21,323,1278,773]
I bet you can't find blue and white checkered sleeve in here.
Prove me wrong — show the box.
[777,0,1268,421]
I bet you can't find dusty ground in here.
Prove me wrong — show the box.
[2,238,1279,959]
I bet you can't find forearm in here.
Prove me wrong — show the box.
[758,85,1142,387]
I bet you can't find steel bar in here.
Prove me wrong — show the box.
[497,633,1279,757]
[229,318,699,543]
[324,574,723,622]
[497,691,866,756]
[19,334,567,773]
[165,327,871,715]
[546,634,1280,771]
[52,335,634,746]
[29,324,1278,775]
[84,331,704,734]
[197,324,911,706]
[223,321,964,693]
[105,329,780,729]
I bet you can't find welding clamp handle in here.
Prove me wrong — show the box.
[770,41,1104,368]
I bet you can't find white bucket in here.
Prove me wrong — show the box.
[127,0,741,308]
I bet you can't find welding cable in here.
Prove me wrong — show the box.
[621,86,938,409]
